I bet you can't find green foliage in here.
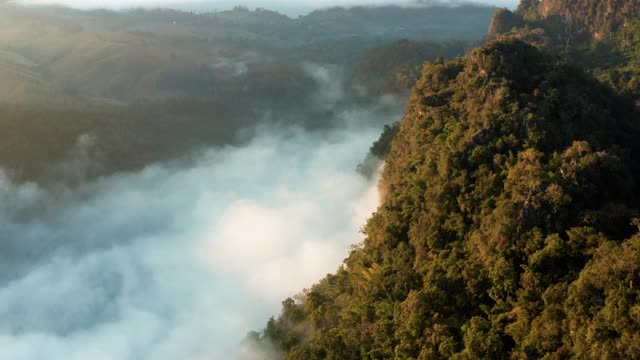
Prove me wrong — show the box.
[0,100,265,181]
[357,122,400,177]
[535,0,640,36]
[568,19,640,100]
[259,39,640,359]
[489,0,640,100]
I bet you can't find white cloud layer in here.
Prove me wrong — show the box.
[16,0,519,14]
[0,115,384,359]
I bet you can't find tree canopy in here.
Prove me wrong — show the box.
[254,37,640,359]
[488,0,640,101]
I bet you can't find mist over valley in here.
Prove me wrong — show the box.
[3,0,639,359]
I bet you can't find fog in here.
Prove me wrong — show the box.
[17,0,519,15]
[0,127,382,359]
[0,54,396,360]
[0,96,396,360]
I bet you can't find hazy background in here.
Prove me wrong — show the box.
[0,56,399,358]
[18,0,519,15]
[0,109,388,360]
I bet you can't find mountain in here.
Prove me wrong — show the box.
[487,0,640,101]
[1,2,494,182]
[254,38,640,359]
[492,0,640,39]
[0,3,495,104]
[523,0,640,38]
[298,4,496,43]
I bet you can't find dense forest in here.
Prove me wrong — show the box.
[488,0,640,100]
[255,1,640,359]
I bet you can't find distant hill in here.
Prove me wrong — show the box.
[0,3,495,103]
[0,2,491,182]
[298,4,496,43]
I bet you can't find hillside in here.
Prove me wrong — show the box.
[488,0,640,41]
[0,101,256,182]
[526,0,640,37]
[254,39,640,359]
[487,0,640,101]
[0,3,495,104]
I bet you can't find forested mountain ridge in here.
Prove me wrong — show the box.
[488,0,640,101]
[254,37,640,359]
[490,0,640,39]
[519,0,640,37]
[362,0,640,173]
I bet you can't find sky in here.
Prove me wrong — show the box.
[17,0,520,15]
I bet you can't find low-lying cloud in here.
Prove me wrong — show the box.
[16,0,519,14]
[0,111,386,359]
